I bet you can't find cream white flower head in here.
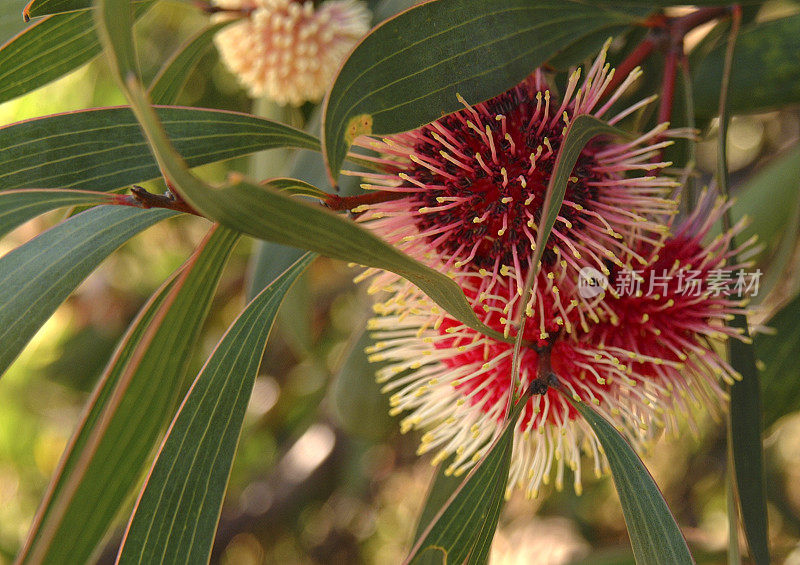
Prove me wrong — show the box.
[213,0,370,105]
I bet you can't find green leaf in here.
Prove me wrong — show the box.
[18,225,240,565]
[570,399,694,565]
[0,188,115,239]
[148,21,230,105]
[410,468,463,565]
[0,1,28,44]
[532,114,623,268]
[322,0,641,179]
[0,106,320,192]
[331,330,394,441]
[0,3,150,105]
[131,82,510,343]
[510,115,626,396]
[727,315,770,565]
[406,399,525,564]
[729,145,800,258]
[0,205,173,379]
[23,0,147,18]
[714,18,770,563]
[116,253,315,565]
[694,14,800,119]
[757,293,800,428]
[17,276,181,563]
[94,0,138,80]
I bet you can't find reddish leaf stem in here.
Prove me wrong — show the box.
[325,190,408,211]
[112,186,202,216]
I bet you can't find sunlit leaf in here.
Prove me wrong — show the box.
[322,0,642,178]
[0,3,150,105]
[0,188,114,239]
[133,84,511,342]
[0,106,320,192]
[116,253,315,564]
[0,205,173,379]
[570,399,694,565]
[18,225,240,565]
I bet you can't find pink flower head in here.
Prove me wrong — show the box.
[352,44,679,334]
[354,43,759,497]
[366,192,757,497]
[212,0,370,105]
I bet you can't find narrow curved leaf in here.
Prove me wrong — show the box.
[23,0,146,19]
[116,253,315,565]
[0,3,150,105]
[18,226,240,565]
[410,468,464,565]
[571,399,693,565]
[0,106,320,192]
[16,274,181,564]
[715,22,770,563]
[532,114,623,267]
[92,0,511,345]
[727,317,769,565]
[406,399,525,564]
[128,80,510,343]
[694,14,800,118]
[0,205,173,379]
[148,21,230,105]
[757,293,800,428]
[0,188,115,239]
[322,0,641,178]
[510,115,626,396]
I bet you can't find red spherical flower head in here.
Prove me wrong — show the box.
[351,43,679,333]
[366,270,655,498]
[366,192,759,498]
[584,192,760,435]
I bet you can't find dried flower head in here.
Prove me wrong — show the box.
[212,0,370,105]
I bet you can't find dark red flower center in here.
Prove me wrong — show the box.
[402,82,612,269]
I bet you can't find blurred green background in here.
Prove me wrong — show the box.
[2,1,800,563]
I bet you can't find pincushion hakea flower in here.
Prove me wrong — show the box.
[351,46,759,498]
[212,0,370,105]
[365,194,757,498]
[350,44,680,337]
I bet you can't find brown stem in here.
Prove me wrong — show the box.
[325,190,408,211]
[658,43,680,126]
[529,345,554,396]
[112,186,202,216]
[602,6,733,122]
